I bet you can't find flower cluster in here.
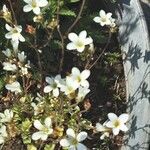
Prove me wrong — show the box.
[95,113,129,139]
[44,67,90,102]
[0,109,14,144]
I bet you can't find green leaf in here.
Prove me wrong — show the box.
[44,144,56,150]
[70,0,80,3]
[59,8,76,17]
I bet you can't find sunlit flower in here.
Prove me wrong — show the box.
[96,122,110,140]
[67,30,93,53]
[11,40,19,53]
[60,76,79,95]
[1,5,12,23]
[44,75,62,97]
[21,67,28,75]
[31,102,44,115]
[105,113,129,135]
[93,10,115,27]
[5,24,25,42]
[5,81,21,93]
[71,67,90,88]
[0,109,13,123]
[18,51,27,62]
[60,128,87,150]
[2,49,11,57]
[76,87,90,102]
[23,0,48,15]
[3,62,17,72]
[32,117,53,141]
[0,125,8,144]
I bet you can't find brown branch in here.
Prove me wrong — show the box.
[65,0,86,36]
[7,0,17,25]
[87,31,112,70]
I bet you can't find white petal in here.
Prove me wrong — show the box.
[99,10,106,17]
[66,42,77,50]
[33,7,41,15]
[19,35,25,42]
[120,124,128,132]
[23,0,31,3]
[66,128,75,138]
[5,32,12,39]
[108,113,118,121]
[93,17,101,23]
[72,67,80,76]
[83,37,93,45]
[79,30,87,39]
[68,33,78,42]
[44,117,52,127]
[80,80,89,88]
[77,143,87,150]
[0,137,4,144]
[106,13,112,18]
[44,86,52,93]
[118,114,129,123]
[60,139,70,147]
[77,46,85,53]
[105,121,115,128]
[81,70,90,80]
[5,24,12,31]
[41,133,48,140]
[34,120,43,130]
[45,77,53,84]
[37,0,48,7]
[53,88,59,97]
[32,132,42,140]
[77,132,87,142]
[23,5,32,12]
[112,128,120,135]
[96,123,106,132]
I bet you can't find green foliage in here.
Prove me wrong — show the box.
[44,144,56,150]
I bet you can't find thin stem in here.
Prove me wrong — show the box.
[65,0,86,36]
[7,0,17,25]
[87,31,112,70]
[57,0,65,73]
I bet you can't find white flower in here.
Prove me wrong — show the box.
[32,117,53,141]
[93,10,115,27]
[71,67,90,88]
[0,109,13,123]
[76,87,90,102]
[96,122,110,140]
[67,30,93,53]
[2,5,10,17]
[60,76,79,95]
[44,75,62,97]
[5,81,21,93]
[18,51,27,62]
[3,62,17,72]
[23,0,48,15]
[5,24,25,42]
[31,102,44,115]
[0,125,8,144]
[60,128,87,150]
[11,40,19,53]
[21,67,28,75]
[2,49,11,57]
[105,113,129,135]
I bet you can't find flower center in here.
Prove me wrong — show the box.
[113,120,120,128]
[42,126,49,133]
[52,83,57,89]
[32,0,37,8]
[71,138,78,145]
[12,29,18,34]
[101,17,107,22]
[77,76,81,82]
[76,40,84,48]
